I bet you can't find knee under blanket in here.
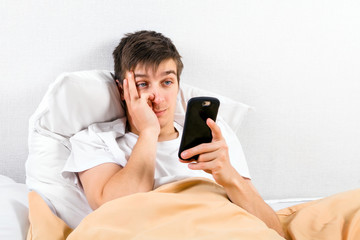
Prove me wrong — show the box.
[27,178,360,240]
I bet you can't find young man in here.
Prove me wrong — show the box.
[75,30,284,237]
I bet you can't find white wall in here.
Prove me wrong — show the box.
[1,0,359,199]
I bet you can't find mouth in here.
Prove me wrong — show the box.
[153,108,167,117]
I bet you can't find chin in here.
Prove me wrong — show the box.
[158,118,172,129]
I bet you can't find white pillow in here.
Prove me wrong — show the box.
[0,175,29,240]
[175,83,252,133]
[25,70,251,228]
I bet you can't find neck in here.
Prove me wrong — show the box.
[158,126,178,142]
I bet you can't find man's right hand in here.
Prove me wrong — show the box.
[123,71,160,136]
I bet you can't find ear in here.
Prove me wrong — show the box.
[115,79,125,101]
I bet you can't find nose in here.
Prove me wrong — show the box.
[150,87,164,104]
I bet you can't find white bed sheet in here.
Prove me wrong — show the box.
[0,175,29,240]
[266,198,320,211]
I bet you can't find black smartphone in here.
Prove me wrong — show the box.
[178,97,220,161]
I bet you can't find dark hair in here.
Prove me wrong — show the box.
[113,30,183,83]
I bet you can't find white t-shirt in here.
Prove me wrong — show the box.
[62,118,251,188]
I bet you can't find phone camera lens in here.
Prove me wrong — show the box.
[202,101,211,107]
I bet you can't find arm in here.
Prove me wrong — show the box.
[223,173,285,237]
[79,72,160,210]
[179,119,285,237]
[79,129,158,210]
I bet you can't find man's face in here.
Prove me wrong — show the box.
[132,58,179,130]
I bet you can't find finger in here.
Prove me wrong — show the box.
[136,92,155,109]
[188,160,215,172]
[196,150,219,162]
[180,142,221,160]
[179,158,197,164]
[188,161,206,171]
[206,118,223,141]
[140,92,155,103]
[126,71,139,100]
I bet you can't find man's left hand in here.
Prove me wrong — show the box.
[179,118,238,187]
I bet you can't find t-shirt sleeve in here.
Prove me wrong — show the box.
[62,129,117,178]
[217,117,251,179]
[61,120,129,182]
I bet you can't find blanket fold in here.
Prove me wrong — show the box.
[277,188,360,240]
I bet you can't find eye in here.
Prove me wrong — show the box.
[163,80,173,86]
[136,82,148,88]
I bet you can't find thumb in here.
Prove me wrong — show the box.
[206,118,223,141]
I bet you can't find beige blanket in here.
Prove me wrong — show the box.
[27,178,360,240]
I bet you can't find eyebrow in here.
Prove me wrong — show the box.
[163,70,177,76]
[134,70,177,78]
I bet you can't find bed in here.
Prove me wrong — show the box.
[0,71,311,239]
[1,70,359,240]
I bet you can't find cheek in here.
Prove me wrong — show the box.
[167,93,178,109]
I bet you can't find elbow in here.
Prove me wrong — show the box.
[88,195,105,210]
[87,190,114,210]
